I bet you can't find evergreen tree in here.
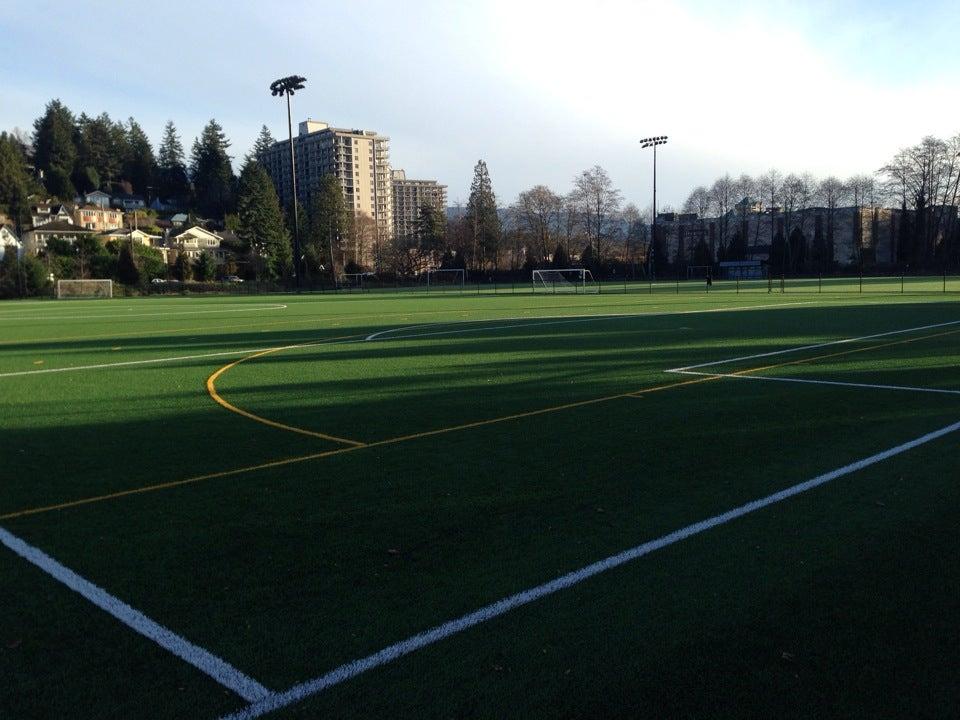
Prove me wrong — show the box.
[0,133,32,227]
[465,160,501,270]
[116,242,140,285]
[157,121,190,202]
[125,119,156,198]
[174,251,191,281]
[551,242,569,268]
[236,159,292,280]
[32,99,78,197]
[194,250,217,281]
[251,125,276,163]
[190,119,235,218]
[75,112,126,192]
[416,203,447,263]
[304,175,349,276]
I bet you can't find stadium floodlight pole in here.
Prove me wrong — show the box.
[640,136,668,282]
[270,74,307,291]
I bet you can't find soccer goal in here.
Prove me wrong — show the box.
[532,268,598,293]
[56,279,113,299]
[426,268,465,291]
[341,272,375,290]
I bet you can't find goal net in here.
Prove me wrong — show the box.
[426,268,465,291]
[532,268,598,293]
[56,279,113,299]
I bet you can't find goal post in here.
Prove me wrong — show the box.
[55,279,113,299]
[426,268,465,291]
[532,268,598,294]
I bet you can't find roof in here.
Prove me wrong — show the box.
[170,213,189,221]
[85,190,111,197]
[29,220,93,234]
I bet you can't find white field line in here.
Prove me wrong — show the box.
[0,526,271,703]
[0,301,808,379]
[673,369,960,396]
[219,416,960,720]
[0,304,287,321]
[363,301,814,342]
[666,319,960,373]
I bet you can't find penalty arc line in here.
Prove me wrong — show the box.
[0,526,271,703]
[218,416,960,720]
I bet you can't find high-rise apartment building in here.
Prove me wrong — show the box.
[261,120,393,241]
[391,169,448,240]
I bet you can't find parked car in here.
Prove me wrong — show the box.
[225,275,244,283]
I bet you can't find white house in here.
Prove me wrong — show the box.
[170,226,225,262]
[30,203,73,228]
[0,225,21,259]
[102,227,163,247]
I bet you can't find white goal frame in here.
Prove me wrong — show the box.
[426,268,465,291]
[56,279,113,299]
[532,268,598,294]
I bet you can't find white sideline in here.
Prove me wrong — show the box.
[0,526,271,703]
[673,369,960,396]
[218,417,960,720]
[666,319,960,373]
[0,304,288,321]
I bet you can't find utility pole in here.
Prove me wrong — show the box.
[270,75,307,290]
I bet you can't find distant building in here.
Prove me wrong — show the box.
[391,169,447,240]
[169,226,226,263]
[74,205,124,233]
[82,190,111,208]
[22,221,93,254]
[0,225,21,259]
[30,202,73,228]
[261,119,393,241]
[102,228,163,247]
[170,213,189,228]
[112,194,146,211]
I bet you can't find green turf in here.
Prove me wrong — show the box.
[1,284,959,719]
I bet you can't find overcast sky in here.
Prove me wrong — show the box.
[2,0,959,208]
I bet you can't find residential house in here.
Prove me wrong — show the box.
[82,190,111,208]
[112,194,146,211]
[170,213,189,228]
[0,225,21,259]
[22,221,94,254]
[30,202,73,228]
[103,228,170,262]
[102,228,163,247]
[170,226,225,263]
[74,205,124,233]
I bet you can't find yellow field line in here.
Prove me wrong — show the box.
[4,327,957,521]
[205,334,366,447]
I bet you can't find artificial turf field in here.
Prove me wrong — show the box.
[1,280,959,719]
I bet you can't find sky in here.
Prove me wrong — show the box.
[2,0,959,209]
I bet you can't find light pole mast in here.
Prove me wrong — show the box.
[640,136,668,280]
[270,75,307,290]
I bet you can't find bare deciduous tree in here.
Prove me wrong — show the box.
[570,165,623,260]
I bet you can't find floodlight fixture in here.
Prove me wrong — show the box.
[270,75,308,290]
